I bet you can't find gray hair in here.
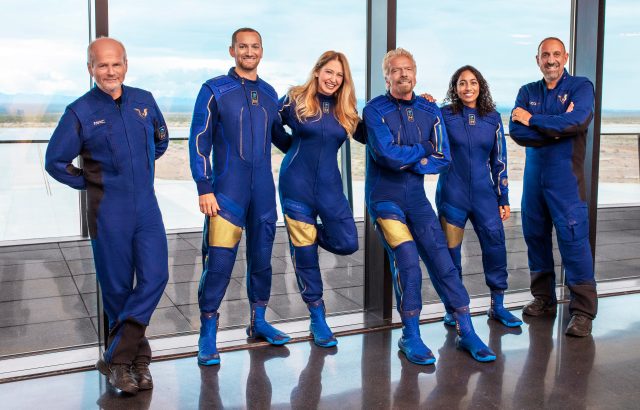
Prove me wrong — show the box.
[382,48,416,78]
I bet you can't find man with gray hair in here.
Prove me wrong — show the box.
[360,48,495,364]
[46,37,169,394]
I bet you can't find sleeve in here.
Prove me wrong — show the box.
[151,96,169,159]
[490,120,509,206]
[508,86,548,147]
[188,84,218,196]
[44,107,86,190]
[271,96,292,153]
[410,108,451,175]
[529,80,594,138]
[352,119,367,144]
[362,104,428,171]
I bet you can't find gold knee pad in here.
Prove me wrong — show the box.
[439,216,464,248]
[285,215,317,247]
[376,218,413,249]
[208,215,242,248]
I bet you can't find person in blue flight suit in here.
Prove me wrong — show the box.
[436,65,522,328]
[45,38,169,394]
[275,51,363,347]
[361,48,495,364]
[189,28,292,366]
[510,37,597,337]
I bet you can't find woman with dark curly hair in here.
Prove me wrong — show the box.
[436,65,522,328]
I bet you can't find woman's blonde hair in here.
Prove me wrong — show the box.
[285,51,359,135]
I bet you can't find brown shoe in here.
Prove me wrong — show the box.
[96,358,139,394]
[565,314,592,337]
[522,297,557,317]
[132,362,153,390]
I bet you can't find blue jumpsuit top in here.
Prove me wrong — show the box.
[437,104,509,217]
[45,85,169,237]
[189,67,289,199]
[277,93,359,205]
[362,92,450,206]
[509,69,594,200]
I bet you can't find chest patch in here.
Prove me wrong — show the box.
[406,108,414,122]
[322,101,330,114]
[468,114,476,126]
[134,108,148,119]
[558,93,568,104]
[93,119,106,126]
[251,91,259,106]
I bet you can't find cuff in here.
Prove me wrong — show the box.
[498,194,509,207]
[196,180,214,196]
[421,140,435,157]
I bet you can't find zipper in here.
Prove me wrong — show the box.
[239,107,244,160]
[261,106,268,154]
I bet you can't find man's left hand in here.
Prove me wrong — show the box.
[499,205,511,221]
[511,107,532,126]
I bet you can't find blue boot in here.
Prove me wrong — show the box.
[308,299,337,347]
[443,311,456,327]
[247,302,291,345]
[454,307,496,362]
[198,312,220,366]
[398,312,436,365]
[488,290,523,327]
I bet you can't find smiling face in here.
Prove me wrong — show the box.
[456,70,479,108]
[386,55,416,100]
[229,31,263,77]
[87,38,127,99]
[315,59,344,96]
[536,39,568,87]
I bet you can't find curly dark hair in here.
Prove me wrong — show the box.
[443,65,496,117]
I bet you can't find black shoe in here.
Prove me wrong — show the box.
[522,298,557,317]
[96,358,139,394]
[565,314,592,337]
[132,362,153,390]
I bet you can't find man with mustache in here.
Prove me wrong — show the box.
[46,37,169,394]
[189,28,291,366]
[361,48,495,364]
[510,37,597,336]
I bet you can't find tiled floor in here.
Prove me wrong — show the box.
[0,207,639,358]
[2,294,640,409]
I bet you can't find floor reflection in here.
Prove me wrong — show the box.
[1,295,636,409]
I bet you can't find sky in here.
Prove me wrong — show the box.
[1,0,639,112]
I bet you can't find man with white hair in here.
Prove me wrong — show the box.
[46,37,169,394]
[361,48,495,364]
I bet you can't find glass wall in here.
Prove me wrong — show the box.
[397,0,572,301]
[0,1,99,361]
[0,1,91,242]
[107,0,367,336]
[595,0,640,284]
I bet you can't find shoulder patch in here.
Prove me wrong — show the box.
[207,75,239,96]
[366,95,396,116]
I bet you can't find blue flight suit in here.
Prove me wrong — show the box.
[45,85,170,364]
[509,69,597,318]
[437,105,509,292]
[276,93,360,304]
[189,68,289,314]
[362,92,470,316]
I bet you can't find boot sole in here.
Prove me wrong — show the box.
[399,348,436,365]
[487,310,523,328]
[198,357,221,366]
[456,339,497,363]
[312,337,338,348]
[246,327,291,345]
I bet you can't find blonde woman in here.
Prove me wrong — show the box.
[275,51,364,347]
